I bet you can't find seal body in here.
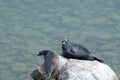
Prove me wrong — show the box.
[61,38,104,63]
[38,50,59,80]
[62,38,91,59]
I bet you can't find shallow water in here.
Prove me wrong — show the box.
[0,0,120,80]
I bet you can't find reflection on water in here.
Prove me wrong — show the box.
[0,0,120,80]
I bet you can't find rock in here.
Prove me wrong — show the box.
[31,69,45,80]
[31,55,118,80]
[58,59,118,80]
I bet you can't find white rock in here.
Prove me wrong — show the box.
[58,58,118,80]
[32,55,118,80]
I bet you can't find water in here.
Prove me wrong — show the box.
[0,0,120,80]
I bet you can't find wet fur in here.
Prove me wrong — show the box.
[62,39,104,63]
[38,50,59,80]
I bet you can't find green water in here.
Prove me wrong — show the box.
[0,0,120,80]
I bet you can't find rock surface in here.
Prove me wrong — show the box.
[31,55,118,80]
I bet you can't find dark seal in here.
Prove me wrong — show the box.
[38,50,59,80]
[61,38,104,63]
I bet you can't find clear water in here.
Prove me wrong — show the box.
[0,0,120,80]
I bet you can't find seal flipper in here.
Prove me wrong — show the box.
[88,54,104,63]
[45,63,54,80]
[93,56,104,63]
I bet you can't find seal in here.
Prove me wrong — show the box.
[38,50,59,80]
[61,38,104,63]
[61,38,91,59]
